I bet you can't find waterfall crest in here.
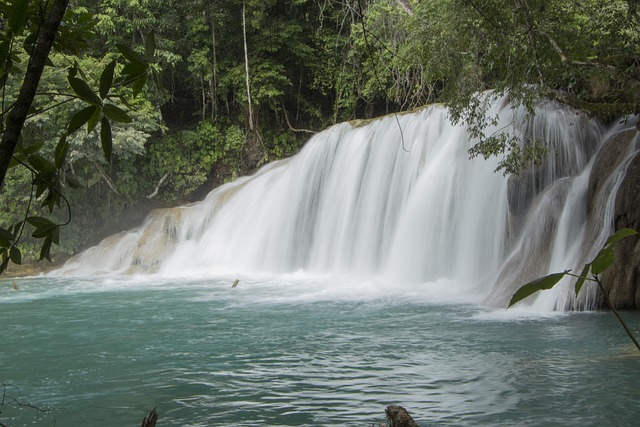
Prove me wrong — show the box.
[52,97,639,309]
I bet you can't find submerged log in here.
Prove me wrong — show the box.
[385,405,420,427]
[141,407,158,427]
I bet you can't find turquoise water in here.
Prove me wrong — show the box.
[1,275,639,426]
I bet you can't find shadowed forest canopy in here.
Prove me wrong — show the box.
[0,0,638,270]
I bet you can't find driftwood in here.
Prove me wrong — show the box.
[385,405,420,427]
[141,407,158,427]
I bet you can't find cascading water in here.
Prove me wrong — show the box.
[52,96,639,310]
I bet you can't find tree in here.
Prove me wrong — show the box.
[0,0,70,190]
[0,1,158,273]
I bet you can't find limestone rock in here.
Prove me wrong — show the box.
[588,129,640,308]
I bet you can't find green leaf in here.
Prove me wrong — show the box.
[603,228,638,249]
[120,62,148,79]
[0,227,14,247]
[145,31,156,61]
[87,106,101,133]
[9,246,21,265]
[9,0,28,34]
[100,116,112,161]
[32,225,56,239]
[68,106,98,134]
[574,263,592,296]
[99,60,117,99]
[22,140,45,155]
[103,104,132,123]
[68,76,101,105]
[29,216,57,239]
[509,272,568,307]
[117,44,145,64]
[132,75,146,97]
[592,247,615,275]
[28,155,56,174]
[55,134,68,168]
[39,236,53,261]
[26,216,56,229]
[0,256,9,275]
[66,176,82,189]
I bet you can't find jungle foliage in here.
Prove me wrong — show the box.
[0,0,638,269]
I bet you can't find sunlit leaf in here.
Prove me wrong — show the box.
[509,272,568,307]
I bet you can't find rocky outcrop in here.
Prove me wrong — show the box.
[588,129,640,308]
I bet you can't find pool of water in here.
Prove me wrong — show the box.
[1,275,639,426]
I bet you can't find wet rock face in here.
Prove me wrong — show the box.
[587,130,637,214]
[606,148,640,308]
[589,130,640,308]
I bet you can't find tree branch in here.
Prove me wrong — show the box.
[282,104,316,134]
[146,172,168,199]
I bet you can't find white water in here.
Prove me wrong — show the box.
[53,97,639,310]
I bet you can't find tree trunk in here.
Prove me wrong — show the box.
[210,7,218,123]
[0,0,70,191]
[242,0,254,131]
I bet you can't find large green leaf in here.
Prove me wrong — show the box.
[132,75,146,97]
[26,216,56,229]
[99,60,117,99]
[574,263,592,296]
[603,228,638,249]
[87,106,101,133]
[28,155,56,174]
[117,44,146,64]
[103,104,132,123]
[591,247,615,275]
[68,106,98,134]
[509,272,568,307]
[68,76,101,105]
[120,62,148,80]
[39,236,53,261]
[9,246,21,265]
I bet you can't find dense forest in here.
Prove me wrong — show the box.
[0,0,638,270]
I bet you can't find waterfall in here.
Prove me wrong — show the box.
[52,96,639,310]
